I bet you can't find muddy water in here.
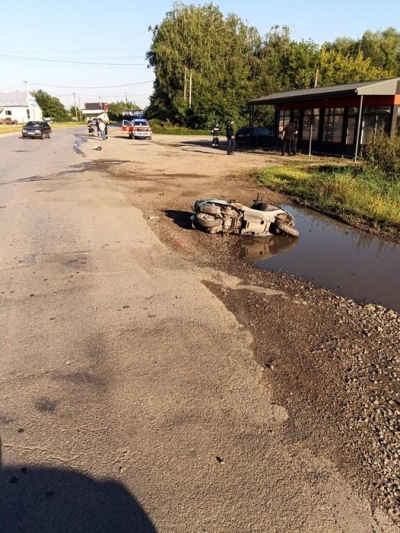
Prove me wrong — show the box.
[240,205,400,313]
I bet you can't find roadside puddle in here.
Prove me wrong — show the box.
[240,205,400,312]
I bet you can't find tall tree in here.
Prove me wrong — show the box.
[146,2,261,127]
[254,26,320,94]
[69,105,82,122]
[359,27,400,76]
[323,36,360,57]
[317,48,386,85]
[323,28,400,78]
[33,90,69,121]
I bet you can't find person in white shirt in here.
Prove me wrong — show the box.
[98,120,106,141]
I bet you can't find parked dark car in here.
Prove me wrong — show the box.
[21,121,52,139]
[235,126,274,147]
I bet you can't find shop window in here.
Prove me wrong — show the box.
[377,106,391,115]
[361,106,391,143]
[278,110,291,136]
[397,107,400,134]
[302,109,320,141]
[323,108,344,143]
[346,117,356,145]
[348,107,359,116]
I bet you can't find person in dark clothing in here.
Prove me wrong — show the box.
[281,120,297,156]
[292,121,299,155]
[87,119,95,136]
[211,122,221,148]
[226,120,235,155]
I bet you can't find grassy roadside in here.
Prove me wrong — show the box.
[150,122,210,136]
[254,162,400,239]
[0,125,21,135]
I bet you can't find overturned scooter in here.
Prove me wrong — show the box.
[191,195,299,237]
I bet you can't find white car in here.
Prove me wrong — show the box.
[128,118,152,140]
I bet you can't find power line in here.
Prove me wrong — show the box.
[71,93,151,99]
[6,48,148,53]
[0,52,146,66]
[29,80,153,89]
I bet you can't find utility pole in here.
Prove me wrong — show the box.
[73,93,78,122]
[308,68,319,157]
[23,80,34,119]
[188,70,193,108]
[314,68,319,88]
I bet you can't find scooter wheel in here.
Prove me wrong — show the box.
[276,220,299,237]
[199,204,221,216]
[195,213,222,229]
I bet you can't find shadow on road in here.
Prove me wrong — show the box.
[164,209,193,230]
[180,139,222,149]
[0,461,157,533]
[178,139,279,155]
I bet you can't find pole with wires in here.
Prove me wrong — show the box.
[73,93,78,122]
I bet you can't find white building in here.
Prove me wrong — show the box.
[0,91,43,123]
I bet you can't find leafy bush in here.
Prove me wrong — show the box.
[362,129,400,180]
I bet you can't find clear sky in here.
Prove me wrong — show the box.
[0,0,398,110]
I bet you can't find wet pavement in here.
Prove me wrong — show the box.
[240,205,400,313]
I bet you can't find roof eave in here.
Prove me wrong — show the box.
[249,89,359,105]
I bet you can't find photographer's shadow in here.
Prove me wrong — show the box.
[0,465,157,533]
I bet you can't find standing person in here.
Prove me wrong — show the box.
[95,118,100,137]
[98,119,106,141]
[98,111,110,139]
[87,119,94,136]
[281,120,296,156]
[226,120,235,155]
[292,121,299,155]
[211,122,221,148]
[103,112,110,139]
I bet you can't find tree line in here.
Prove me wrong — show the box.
[146,1,400,128]
[32,90,141,123]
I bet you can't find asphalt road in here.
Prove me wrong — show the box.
[0,129,398,533]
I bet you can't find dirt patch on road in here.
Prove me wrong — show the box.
[90,132,400,524]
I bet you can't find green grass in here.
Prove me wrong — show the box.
[50,121,86,129]
[254,164,400,235]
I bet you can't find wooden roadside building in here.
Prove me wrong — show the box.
[249,78,400,159]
